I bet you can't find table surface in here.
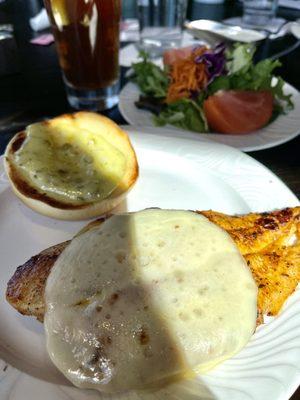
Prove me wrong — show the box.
[0,0,299,399]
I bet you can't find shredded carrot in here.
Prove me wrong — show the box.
[166,46,209,104]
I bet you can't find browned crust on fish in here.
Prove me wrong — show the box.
[6,241,70,321]
[199,207,300,255]
[200,207,300,317]
[6,216,107,321]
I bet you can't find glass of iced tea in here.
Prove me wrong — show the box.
[44,0,121,110]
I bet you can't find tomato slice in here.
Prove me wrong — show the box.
[163,46,194,66]
[203,90,274,134]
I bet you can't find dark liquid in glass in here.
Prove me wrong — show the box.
[44,0,121,90]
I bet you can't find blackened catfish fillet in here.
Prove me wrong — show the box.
[200,207,300,317]
[6,207,300,322]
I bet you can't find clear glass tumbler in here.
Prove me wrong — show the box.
[137,0,188,57]
[44,0,121,111]
[243,0,278,27]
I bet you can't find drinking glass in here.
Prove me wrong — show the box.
[44,0,121,111]
[137,0,188,57]
[243,0,278,27]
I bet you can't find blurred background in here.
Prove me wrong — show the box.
[0,0,300,145]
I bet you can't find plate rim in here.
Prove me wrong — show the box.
[125,125,300,205]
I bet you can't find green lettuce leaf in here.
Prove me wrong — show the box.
[132,52,169,98]
[153,98,208,133]
[226,43,255,74]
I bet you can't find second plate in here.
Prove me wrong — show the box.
[119,82,300,152]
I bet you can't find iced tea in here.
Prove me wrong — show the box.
[44,0,121,108]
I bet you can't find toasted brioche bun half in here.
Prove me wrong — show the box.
[4,112,139,220]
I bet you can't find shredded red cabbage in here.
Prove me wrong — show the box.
[194,43,227,84]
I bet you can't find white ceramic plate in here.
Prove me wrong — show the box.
[0,129,300,400]
[119,82,300,152]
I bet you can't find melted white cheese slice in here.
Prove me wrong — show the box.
[12,122,126,204]
[45,209,257,392]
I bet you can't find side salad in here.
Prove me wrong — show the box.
[131,43,293,134]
